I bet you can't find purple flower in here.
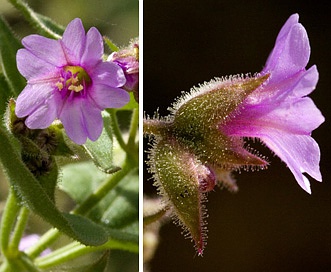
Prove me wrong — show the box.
[15,18,129,144]
[144,13,324,255]
[108,38,139,101]
[221,14,324,193]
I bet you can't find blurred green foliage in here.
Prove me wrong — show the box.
[0,0,138,47]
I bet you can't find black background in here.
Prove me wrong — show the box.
[144,1,331,271]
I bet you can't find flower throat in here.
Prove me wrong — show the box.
[56,66,91,93]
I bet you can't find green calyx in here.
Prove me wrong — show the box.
[148,138,207,254]
[144,74,269,254]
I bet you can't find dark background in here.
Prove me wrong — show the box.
[144,1,331,271]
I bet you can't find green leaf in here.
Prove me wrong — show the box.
[9,0,63,39]
[0,126,108,246]
[100,171,138,234]
[36,160,58,202]
[60,162,138,243]
[0,16,26,97]
[83,111,120,174]
[60,162,108,202]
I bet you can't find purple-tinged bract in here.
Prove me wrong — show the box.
[15,18,129,144]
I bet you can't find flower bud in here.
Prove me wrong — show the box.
[108,38,139,102]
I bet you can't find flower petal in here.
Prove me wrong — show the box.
[61,18,86,64]
[59,97,103,144]
[91,61,126,87]
[81,27,103,68]
[260,133,322,194]
[81,100,103,141]
[224,67,324,137]
[263,15,310,83]
[90,84,130,109]
[15,83,57,118]
[290,65,319,98]
[17,49,59,82]
[274,14,299,44]
[59,97,87,145]
[24,94,59,129]
[22,35,67,67]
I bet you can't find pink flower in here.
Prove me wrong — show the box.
[15,18,129,144]
[221,14,324,193]
[108,38,139,101]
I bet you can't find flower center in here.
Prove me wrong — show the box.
[56,66,91,93]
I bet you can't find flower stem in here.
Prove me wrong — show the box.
[8,206,30,253]
[0,191,39,272]
[127,108,139,149]
[143,118,170,136]
[26,228,60,259]
[0,189,20,255]
[144,208,167,227]
[35,239,138,269]
[110,109,128,152]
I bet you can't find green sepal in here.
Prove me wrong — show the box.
[83,111,120,174]
[0,125,108,246]
[148,138,206,254]
[171,74,269,169]
[0,16,26,97]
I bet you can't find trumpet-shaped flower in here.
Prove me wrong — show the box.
[221,14,324,193]
[144,13,324,255]
[15,18,129,144]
